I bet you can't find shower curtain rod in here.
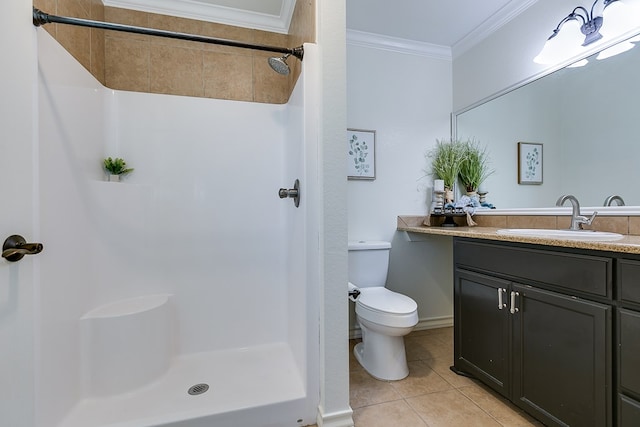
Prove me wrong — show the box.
[32,8,304,61]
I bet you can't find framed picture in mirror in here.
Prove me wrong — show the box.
[518,142,543,185]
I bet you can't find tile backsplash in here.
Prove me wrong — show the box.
[33,0,315,103]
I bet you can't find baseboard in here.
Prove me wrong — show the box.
[349,315,453,339]
[316,405,354,427]
[415,315,454,331]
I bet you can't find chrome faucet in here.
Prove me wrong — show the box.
[556,195,598,231]
[604,195,625,206]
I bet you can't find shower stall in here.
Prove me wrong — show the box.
[33,27,320,427]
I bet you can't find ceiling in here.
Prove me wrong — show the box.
[104,0,537,52]
[347,0,530,47]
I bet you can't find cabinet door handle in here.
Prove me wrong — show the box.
[498,288,506,310]
[510,291,520,314]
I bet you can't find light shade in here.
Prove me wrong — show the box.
[600,0,640,37]
[596,40,635,59]
[534,19,585,65]
[567,58,590,67]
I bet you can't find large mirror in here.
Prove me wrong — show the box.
[455,33,640,209]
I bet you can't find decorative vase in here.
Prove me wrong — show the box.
[466,190,478,198]
[108,174,120,182]
[444,188,454,204]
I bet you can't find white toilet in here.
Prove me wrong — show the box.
[349,240,418,381]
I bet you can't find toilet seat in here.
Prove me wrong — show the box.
[355,287,418,328]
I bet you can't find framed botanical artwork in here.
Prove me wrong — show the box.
[518,142,543,185]
[347,129,376,180]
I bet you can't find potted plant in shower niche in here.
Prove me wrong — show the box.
[427,139,466,204]
[458,139,494,196]
[103,157,134,182]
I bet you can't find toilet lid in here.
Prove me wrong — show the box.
[357,287,417,315]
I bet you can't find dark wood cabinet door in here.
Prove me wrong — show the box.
[511,284,611,427]
[619,309,640,398]
[454,268,510,397]
[619,395,640,427]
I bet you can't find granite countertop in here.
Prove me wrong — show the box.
[397,217,640,255]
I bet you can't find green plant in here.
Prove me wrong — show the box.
[103,157,134,176]
[458,139,494,193]
[427,139,466,190]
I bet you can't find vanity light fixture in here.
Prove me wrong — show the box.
[534,0,640,65]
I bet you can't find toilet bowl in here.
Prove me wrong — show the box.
[348,241,418,380]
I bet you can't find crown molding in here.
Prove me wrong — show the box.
[103,0,294,34]
[347,29,451,60]
[452,0,539,58]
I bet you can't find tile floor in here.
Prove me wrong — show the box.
[349,327,545,427]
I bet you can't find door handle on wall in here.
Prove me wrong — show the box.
[2,235,43,262]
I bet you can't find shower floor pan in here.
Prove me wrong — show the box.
[58,343,308,427]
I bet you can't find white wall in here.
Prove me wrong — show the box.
[346,40,454,330]
[0,1,38,426]
[110,92,290,352]
[316,1,352,425]
[37,31,107,425]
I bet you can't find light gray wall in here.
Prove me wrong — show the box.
[453,0,581,111]
[347,40,453,331]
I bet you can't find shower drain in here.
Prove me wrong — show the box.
[187,383,209,396]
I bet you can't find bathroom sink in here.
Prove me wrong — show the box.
[496,228,624,241]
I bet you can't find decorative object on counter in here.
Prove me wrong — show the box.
[459,139,494,195]
[103,157,134,182]
[427,139,466,203]
[432,190,445,211]
[478,190,489,204]
[431,179,446,211]
[347,129,376,180]
[431,195,480,227]
[517,142,543,185]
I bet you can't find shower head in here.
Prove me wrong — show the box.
[268,54,291,75]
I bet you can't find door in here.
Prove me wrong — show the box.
[0,2,39,426]
[511,284,611,427]
[618,309,640,427]
[454,268,511,397]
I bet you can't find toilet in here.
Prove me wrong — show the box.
[349,240,418,381]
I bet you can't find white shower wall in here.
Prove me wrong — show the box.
[36,30,317,426]
[107,91,290,353]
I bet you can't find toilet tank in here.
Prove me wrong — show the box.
[348,240,391,288]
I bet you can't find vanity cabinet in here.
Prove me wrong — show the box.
[453,238,612,427]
